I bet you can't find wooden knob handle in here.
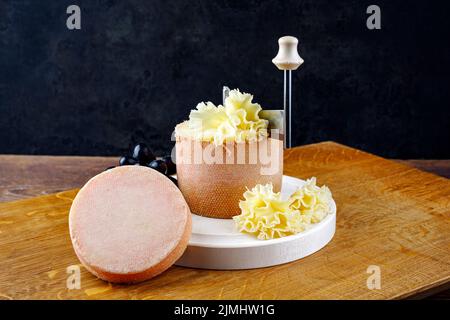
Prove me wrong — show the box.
[272,36,304,70]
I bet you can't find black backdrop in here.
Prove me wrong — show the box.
[1,0,449,158]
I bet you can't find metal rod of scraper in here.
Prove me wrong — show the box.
[283,70,288,147]
[289,70,292,148]
[272,36,304,148]
[223,86,230,105]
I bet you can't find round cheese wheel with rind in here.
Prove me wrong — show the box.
[69,166,191,283]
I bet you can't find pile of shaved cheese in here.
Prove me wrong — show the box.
[175,89,269,145]
[233,178,334,240]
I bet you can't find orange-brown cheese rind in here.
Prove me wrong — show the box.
[69,166,192,283]
[175,134,283,219]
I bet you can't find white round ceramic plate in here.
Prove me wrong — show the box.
[175,175,336,270]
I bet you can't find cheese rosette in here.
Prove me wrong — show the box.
[233,178,334,240]
[187,102,238,145]
[177,89,269,145]
[289,177,334,224]
[233,183,305,240]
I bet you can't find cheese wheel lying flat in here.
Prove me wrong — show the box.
[69,166,191,283]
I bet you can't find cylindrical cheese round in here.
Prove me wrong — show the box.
[175,135,283,219]
[69,166,191,283]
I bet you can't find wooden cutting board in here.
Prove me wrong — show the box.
[0,142,449,300]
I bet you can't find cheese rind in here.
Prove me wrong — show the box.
[175,136,283,218]
[69,166,191,283]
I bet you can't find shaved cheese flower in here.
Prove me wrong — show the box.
[233,178,334,240]
[188,102,237,145]
[176,89,269,145]
[289,177,334,224]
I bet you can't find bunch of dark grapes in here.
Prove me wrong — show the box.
[107,143,177,185]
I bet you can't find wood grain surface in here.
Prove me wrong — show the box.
[0,142,449,300]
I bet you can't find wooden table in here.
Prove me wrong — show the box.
[0,142,449,299]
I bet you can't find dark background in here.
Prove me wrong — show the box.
[0,0,449,158]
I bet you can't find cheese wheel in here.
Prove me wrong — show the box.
[69,166,191,283]
[175,135,283,219]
